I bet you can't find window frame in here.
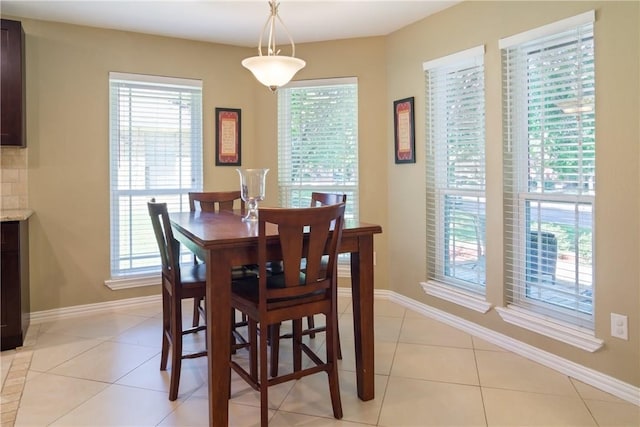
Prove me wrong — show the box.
[500,11,597,332]
[423,46,488,301]
[108,72,203,279]
[277,77,359,221]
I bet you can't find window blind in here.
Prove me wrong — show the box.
[424,46,486,295]
[501,13,595,328]
[109,72,203,277]
[277,78,359,221]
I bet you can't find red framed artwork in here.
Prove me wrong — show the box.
[215,107,241,166]
[393,97,416,164]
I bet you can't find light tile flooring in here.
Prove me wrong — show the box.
[2,297,638,426]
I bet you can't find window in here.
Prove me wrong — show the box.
[277,78,358,221]
[424,46,486,297]
[501,11,595,329]
[109,72,203,278]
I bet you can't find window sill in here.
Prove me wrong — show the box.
[496,305,604,352]
[420,280,492,313]
[104,274,161,290]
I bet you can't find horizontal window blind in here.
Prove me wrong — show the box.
[502,14,595,328]
[109,72,203,277]
[424,47,486,294]
[277,78,359,221]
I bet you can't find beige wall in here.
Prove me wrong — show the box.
[21,20,255,311]
[18,19,389,312]
[387,1,639,386]
[10,0,639,389]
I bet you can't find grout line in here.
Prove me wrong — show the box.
[569,377,602,426]
[373,307,405,425]
[472,344,489,426]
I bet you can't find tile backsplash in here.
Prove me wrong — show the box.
[1,147,28,210]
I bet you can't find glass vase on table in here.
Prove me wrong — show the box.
[236,168,269,222]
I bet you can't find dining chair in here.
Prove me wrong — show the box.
[188,190,244,214]
[230,203,346,426]
[268,192,347,377]
[147,199,207,401]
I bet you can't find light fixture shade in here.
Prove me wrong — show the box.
[242,55,306,91]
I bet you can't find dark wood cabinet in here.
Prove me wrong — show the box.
[1,220,30,350]
[1,19,26,147]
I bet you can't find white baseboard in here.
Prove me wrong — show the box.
[28,288,639,406]
[29,295,162,324]
[104,274,161,290]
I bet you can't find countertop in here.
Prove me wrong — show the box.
[1,209,34,222]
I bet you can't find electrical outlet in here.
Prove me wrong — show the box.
[373,251,377,266]
[610,313,628,340]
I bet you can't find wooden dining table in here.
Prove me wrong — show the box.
[170,209,382,426]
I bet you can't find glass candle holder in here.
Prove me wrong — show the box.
[236,168,269,222]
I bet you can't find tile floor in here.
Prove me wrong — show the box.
[1,297,638,426]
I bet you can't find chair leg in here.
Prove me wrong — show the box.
[160,286,170,371]
[292,319,303,373]
[249,319,258,382]
[327,353,343,418]
[259,320,270,427]
[192,297,202,327]
[336,321,342,360]
[230,309,237,354]
[326,313,343,419]
[269,323,281,378]
[168,297,183,401]
[307,315,316,338]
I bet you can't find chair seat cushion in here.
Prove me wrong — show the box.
[232,271,322,305]
[180,263,207,285]
[180,263,257,286]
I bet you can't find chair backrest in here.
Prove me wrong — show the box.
[310,192,347,207]
[189,191,244,213]
[257,204,346,304]
[148,199,180,280]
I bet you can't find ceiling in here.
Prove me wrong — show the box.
[1,1,461,47]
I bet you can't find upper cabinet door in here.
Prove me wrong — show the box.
[1,19,25,147]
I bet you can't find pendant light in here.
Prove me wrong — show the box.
[241,0,306,92]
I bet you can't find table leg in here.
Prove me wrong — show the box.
[350,234,375,401]
[207,251,232,426]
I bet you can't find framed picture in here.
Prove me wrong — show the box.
[393,97,415,164]
[215,107,241,166]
